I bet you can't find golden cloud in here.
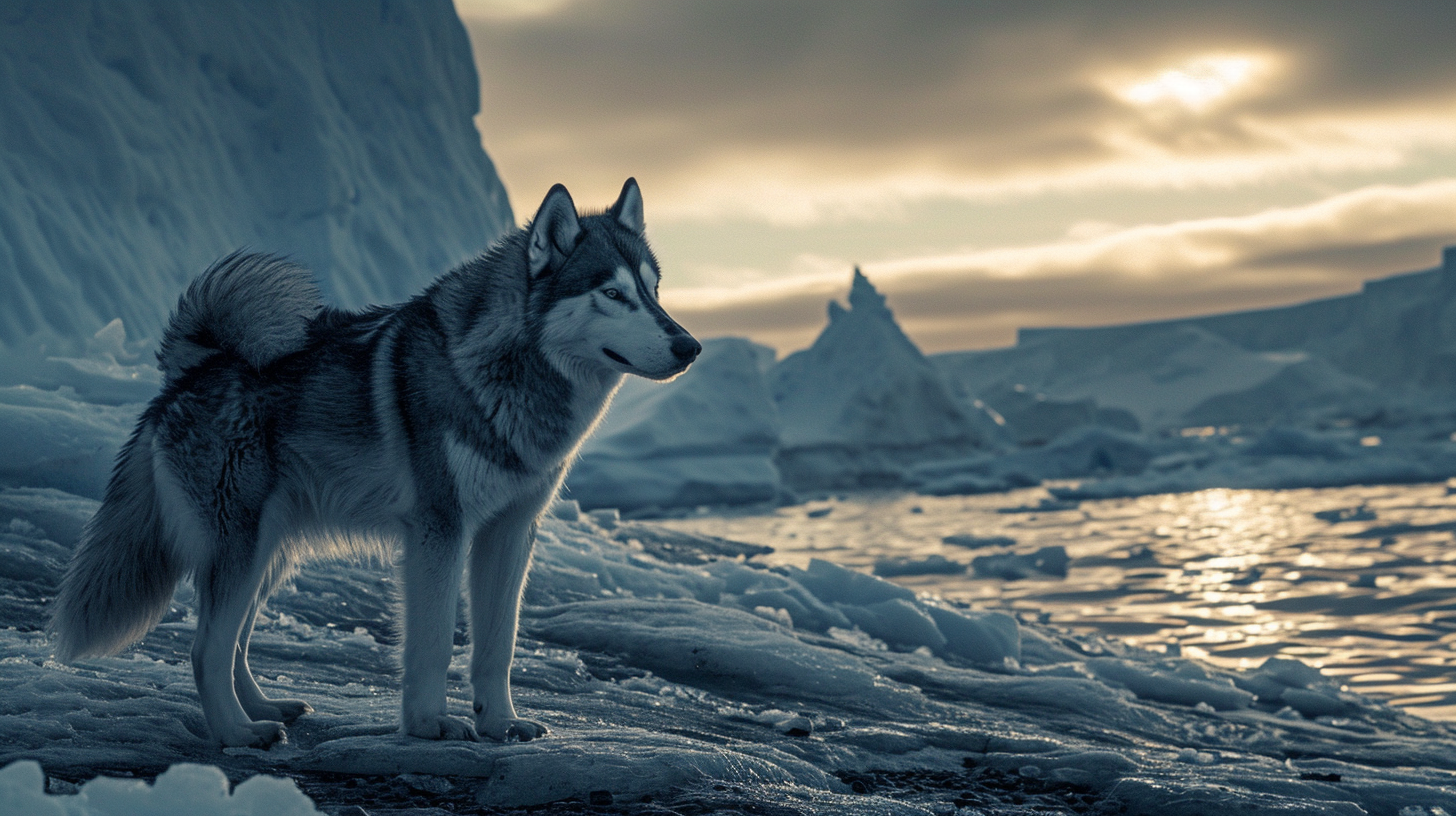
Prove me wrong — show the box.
[664,179,1456,353]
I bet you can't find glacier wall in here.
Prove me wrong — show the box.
[0,0,512,357]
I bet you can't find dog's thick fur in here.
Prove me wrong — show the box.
[49,180,699,747]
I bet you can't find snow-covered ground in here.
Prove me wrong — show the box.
[1,344,1454,814]
[7,480,1456,815]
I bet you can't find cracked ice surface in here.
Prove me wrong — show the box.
[4,487,1456,815]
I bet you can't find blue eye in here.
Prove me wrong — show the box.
[603,288,624,300]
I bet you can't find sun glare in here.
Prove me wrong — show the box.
[1114,54,1274,113]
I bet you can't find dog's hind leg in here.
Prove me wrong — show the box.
[399,514,475,740]
[192,515,289,748]
[233,559,313,724]
[469,494,550,742]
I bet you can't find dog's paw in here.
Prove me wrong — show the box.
[477,716,548,742]
[404,714,479,741]
[217,720,286,749]
[244,698,313,724]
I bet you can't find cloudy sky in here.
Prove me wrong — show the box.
[454,0,1456,354]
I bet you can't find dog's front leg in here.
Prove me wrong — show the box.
[468,497,549,741]
[400,515,476,740]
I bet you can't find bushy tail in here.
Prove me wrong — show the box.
[50,426,182,660]
[156,251,323,382]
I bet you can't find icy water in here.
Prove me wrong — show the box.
[659,481,1456,722]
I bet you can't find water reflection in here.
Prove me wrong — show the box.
[660,482,1456,721]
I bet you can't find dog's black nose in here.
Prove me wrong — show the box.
[671,335,702,363]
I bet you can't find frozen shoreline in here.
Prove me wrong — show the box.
[4,486,1456,815]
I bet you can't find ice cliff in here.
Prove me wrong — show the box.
[0,0,512,362]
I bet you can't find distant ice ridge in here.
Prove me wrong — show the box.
[937,246,1456,434]
[575,248,1456,510]
[0,0,511,361]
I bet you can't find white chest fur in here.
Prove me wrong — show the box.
[443,432,545,534]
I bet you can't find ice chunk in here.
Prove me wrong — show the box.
[1279,687,1352,718]
[789,558,916,606]
[0,761,64,816]
[526,598,909,705]
[1086,659,1253,710]
[0,760,323,816]
[707,560,851,632]
[1313,505,1377,523]
[915,470,1040,496]
[871,554,966,577]
[1256,657,1327,689]
[838,598,947,651]
[971,546,1070,580]
[942,533,1018,549]
[921,604,1021,664]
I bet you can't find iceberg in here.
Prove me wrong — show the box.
[771,269,1004,490]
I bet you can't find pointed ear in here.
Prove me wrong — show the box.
[608,177,644,234]
[528,184,582,277]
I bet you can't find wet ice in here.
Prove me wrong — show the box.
[7,481,1456,814]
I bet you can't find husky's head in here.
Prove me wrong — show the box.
[529,179,701,382]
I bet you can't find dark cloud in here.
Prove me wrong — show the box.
[462,0,1456,210]
[459,1,1456,354]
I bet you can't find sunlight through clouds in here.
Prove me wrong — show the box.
[457,1,1456,352]
[663,178,1456,352]
[1111,54,1278,113]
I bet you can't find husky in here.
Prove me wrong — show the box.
[48,179,699,748]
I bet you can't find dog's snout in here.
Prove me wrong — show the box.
[671,335,702,363]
